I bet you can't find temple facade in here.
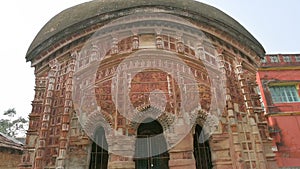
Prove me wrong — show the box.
[20,0,276,168]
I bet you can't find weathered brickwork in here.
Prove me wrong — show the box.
[21,0,275,169]
[0,150,22,169]
[0,133,23,169]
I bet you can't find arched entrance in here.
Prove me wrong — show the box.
[89,126,109,169]
[193,125,213,169]
[135,118,169,169]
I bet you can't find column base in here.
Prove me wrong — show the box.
[108,161,135,169]
[169,159,196,169]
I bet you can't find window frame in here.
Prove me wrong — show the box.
[295,55,300,62]
[270,55,279,63]
[269,85,300,103]
[261,57,267,63]
[283,55,291,62]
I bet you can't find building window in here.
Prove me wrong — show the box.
[261,57,267,63]
[269,85,300,103]
[270,55,279,63]
[295,55,300,62]
[283,55,291,62]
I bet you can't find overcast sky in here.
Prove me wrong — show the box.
[0,0,299,119]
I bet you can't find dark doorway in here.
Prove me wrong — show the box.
[135,118,169,169]
[193,125,213,169]
[89,126,108,169]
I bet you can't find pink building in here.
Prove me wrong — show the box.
[257,54,300,168]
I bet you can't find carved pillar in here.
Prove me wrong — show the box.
[156,35,163,49]
[215,48,240,168]
[111,37,119,55]
[234,56,267,169]
[34,59,58,169]
[132,35,139,50]
[20,77,47,169]
[107,135,135,169]
[168,132,195,169]
[195,40,205,60]
[155,28,163,49]
[176,35,184,54]
[56,59,75,169]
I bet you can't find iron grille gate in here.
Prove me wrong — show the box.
[135,135,169,169]
[194,125,213,169]
[89,127,108,169]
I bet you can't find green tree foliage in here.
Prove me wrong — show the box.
[0,108,28,137]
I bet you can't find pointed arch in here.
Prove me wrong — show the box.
[89,126,109,169]
[135,118,169,169]
[193,124,213,169]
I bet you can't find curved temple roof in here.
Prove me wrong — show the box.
[0,132,23,151]
[26,0,265,62]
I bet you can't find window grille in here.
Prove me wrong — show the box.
[269,85,300,103]
[295,55,300,62]
[261,57,267,63]
[270,55,279,63]
[135,119,169,169]
[194,125,213,169]
[283,55,291,62]
[89,127,108,169]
